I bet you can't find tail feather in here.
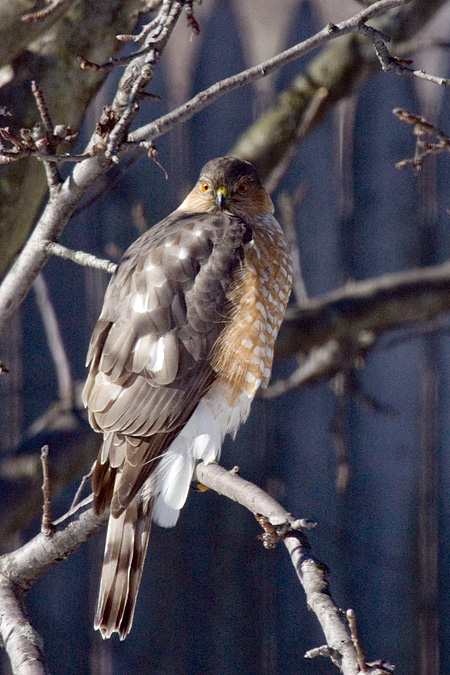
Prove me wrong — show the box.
[95,495,154,640]
[153,495,180,528]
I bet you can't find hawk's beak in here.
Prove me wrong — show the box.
[215,187,228,211]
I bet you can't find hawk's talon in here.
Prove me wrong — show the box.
[192,482,209,492]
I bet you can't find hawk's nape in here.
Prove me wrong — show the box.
[83,156,293,639]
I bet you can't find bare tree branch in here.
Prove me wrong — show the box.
[40,445,53,537]
[31,80,62,190]
[0,583,48,675]
[0,462,371,674]
[358,23,450,85]
[265,260,450,398]
[44,242,117,274]
[128,0,416,148]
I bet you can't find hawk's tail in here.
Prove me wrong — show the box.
[94,495,154,640]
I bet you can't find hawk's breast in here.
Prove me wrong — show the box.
[212,213,293,401]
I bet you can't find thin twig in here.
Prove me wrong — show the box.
[32,81,55,142]
[0,148,99,166]
[33,273,73,410]
[78,48,152,74]
[359,24,450,86]
[31,81,61,188]
[117,14,161,45]
[22,0,77,23]
[393,107,450,170]
[40,445,53,536]
[347,609,368,673]
[45,242,118,274]
[70,464,95,511]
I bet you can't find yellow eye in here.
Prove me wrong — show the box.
[201,182,210,192]
[237,182,248,194]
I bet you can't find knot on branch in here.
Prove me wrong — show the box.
[255,513,316,549]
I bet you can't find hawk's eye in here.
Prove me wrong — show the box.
[237,182,248,194]
[201,182,210,192]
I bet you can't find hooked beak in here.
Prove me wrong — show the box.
[215,187,228,211]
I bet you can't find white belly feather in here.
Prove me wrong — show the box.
[147,381,254,527]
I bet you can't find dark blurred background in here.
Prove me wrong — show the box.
[2,1,450,673]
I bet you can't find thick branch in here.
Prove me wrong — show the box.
[0,583,48,675]
[275,259,450,360]
[0,497,107,592]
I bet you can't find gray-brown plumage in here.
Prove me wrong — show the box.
[83,157,293,639]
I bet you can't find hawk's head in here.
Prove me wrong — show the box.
[179,156,274,220]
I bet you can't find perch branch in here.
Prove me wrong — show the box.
[194,462,360,674]
[0,461,377,674]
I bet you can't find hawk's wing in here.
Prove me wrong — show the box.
[83,211,252,515]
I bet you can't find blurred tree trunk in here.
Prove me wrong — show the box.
[231,0,449,178]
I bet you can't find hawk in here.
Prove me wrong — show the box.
[83,156,293,640]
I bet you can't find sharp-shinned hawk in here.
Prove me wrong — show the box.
[83,156,293,639]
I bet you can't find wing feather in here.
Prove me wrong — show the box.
[83,210,252,515]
